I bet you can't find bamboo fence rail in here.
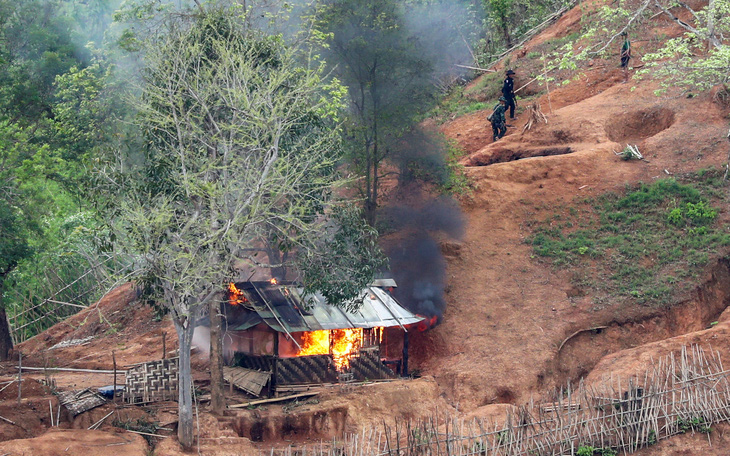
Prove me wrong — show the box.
[270,345,730,456]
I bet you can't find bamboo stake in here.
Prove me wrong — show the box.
[89,410,114,430]
[17,352,22,406]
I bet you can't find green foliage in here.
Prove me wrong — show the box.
[113,418,160,444]
[667,201,717,227]
[298,206,388,311]
[0,198,31,278]
[647,429,657,445]
[635,0,730,93]
[440,140,472,196]
[528,173,730,307]
[313,0,440,223]
[677,417,712,434]
[478,0,571,62]
[427,72,502,125]
[0,0,93,121]
[618,146,639,161]
[576,446,596,456]
[5,209,123,341]
[538,0,730,94]
[577,446,618,456]
[0,0,127,351]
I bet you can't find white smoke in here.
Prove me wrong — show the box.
[192,325,211,359]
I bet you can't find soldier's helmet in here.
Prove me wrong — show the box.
[498,96,507,102]
[506,69,516,75]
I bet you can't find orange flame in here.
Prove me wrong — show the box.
[270,278,278,285]
[228,283,247,306]
[331,329,362,371]
[298,330,330,357]
[295,328,366,371]
[417,316,439,332]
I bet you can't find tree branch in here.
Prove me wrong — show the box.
[589,0,651,55]
[653,0,721,49]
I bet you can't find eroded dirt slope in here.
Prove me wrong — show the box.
[412,3,730,411]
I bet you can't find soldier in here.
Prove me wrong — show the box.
[489,96,508,142]
[620,31,631,68]
[502,69,517,119]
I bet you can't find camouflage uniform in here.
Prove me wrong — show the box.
[490,102,507,141]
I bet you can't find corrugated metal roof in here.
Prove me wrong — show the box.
[230,283,423,332]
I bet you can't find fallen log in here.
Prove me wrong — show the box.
[15,367,116,374]
[228,391,320,409]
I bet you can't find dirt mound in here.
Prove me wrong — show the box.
[585,317,730,388]
[0,429,149,456]
[0,376,47,401]
[634,422,730,456]
[0,377,57,441]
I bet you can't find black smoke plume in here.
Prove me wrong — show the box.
[381,195,464,325]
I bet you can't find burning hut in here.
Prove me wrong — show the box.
[222,279,423,396]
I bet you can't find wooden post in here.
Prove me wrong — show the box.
[210,296,225,414]
[402,331,409,377]
[112,350,117,402]
[162,332,166,360]
[17,352,21,406]
[272,333,280,397]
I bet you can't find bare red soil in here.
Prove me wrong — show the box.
[1,1,730,454]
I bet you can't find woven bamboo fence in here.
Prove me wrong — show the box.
[271,344,730,456]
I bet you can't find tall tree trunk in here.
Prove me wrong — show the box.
[175,321,195,449]
[0,306,13,361]
[209,293,225,414]
[500,22,512,48]
[364,141,376,226]
[0,278,13,360]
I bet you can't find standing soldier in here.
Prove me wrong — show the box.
[502,69,516,120]
[489,97,508,142]
[620,31,631,68]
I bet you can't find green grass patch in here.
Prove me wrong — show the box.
[429,72,504,123]
[463,71,503,100]
[438,139,472,196]
[527,171,730,307]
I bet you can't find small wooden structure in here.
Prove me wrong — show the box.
[223,366,271,396]
[224,280,423,396]
[123,358,179,404]
[58,388,106,416]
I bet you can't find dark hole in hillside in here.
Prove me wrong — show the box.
[604,107,675,144]
[466,146,574,167]
[249,420,265,442]
[496,388,516,404]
